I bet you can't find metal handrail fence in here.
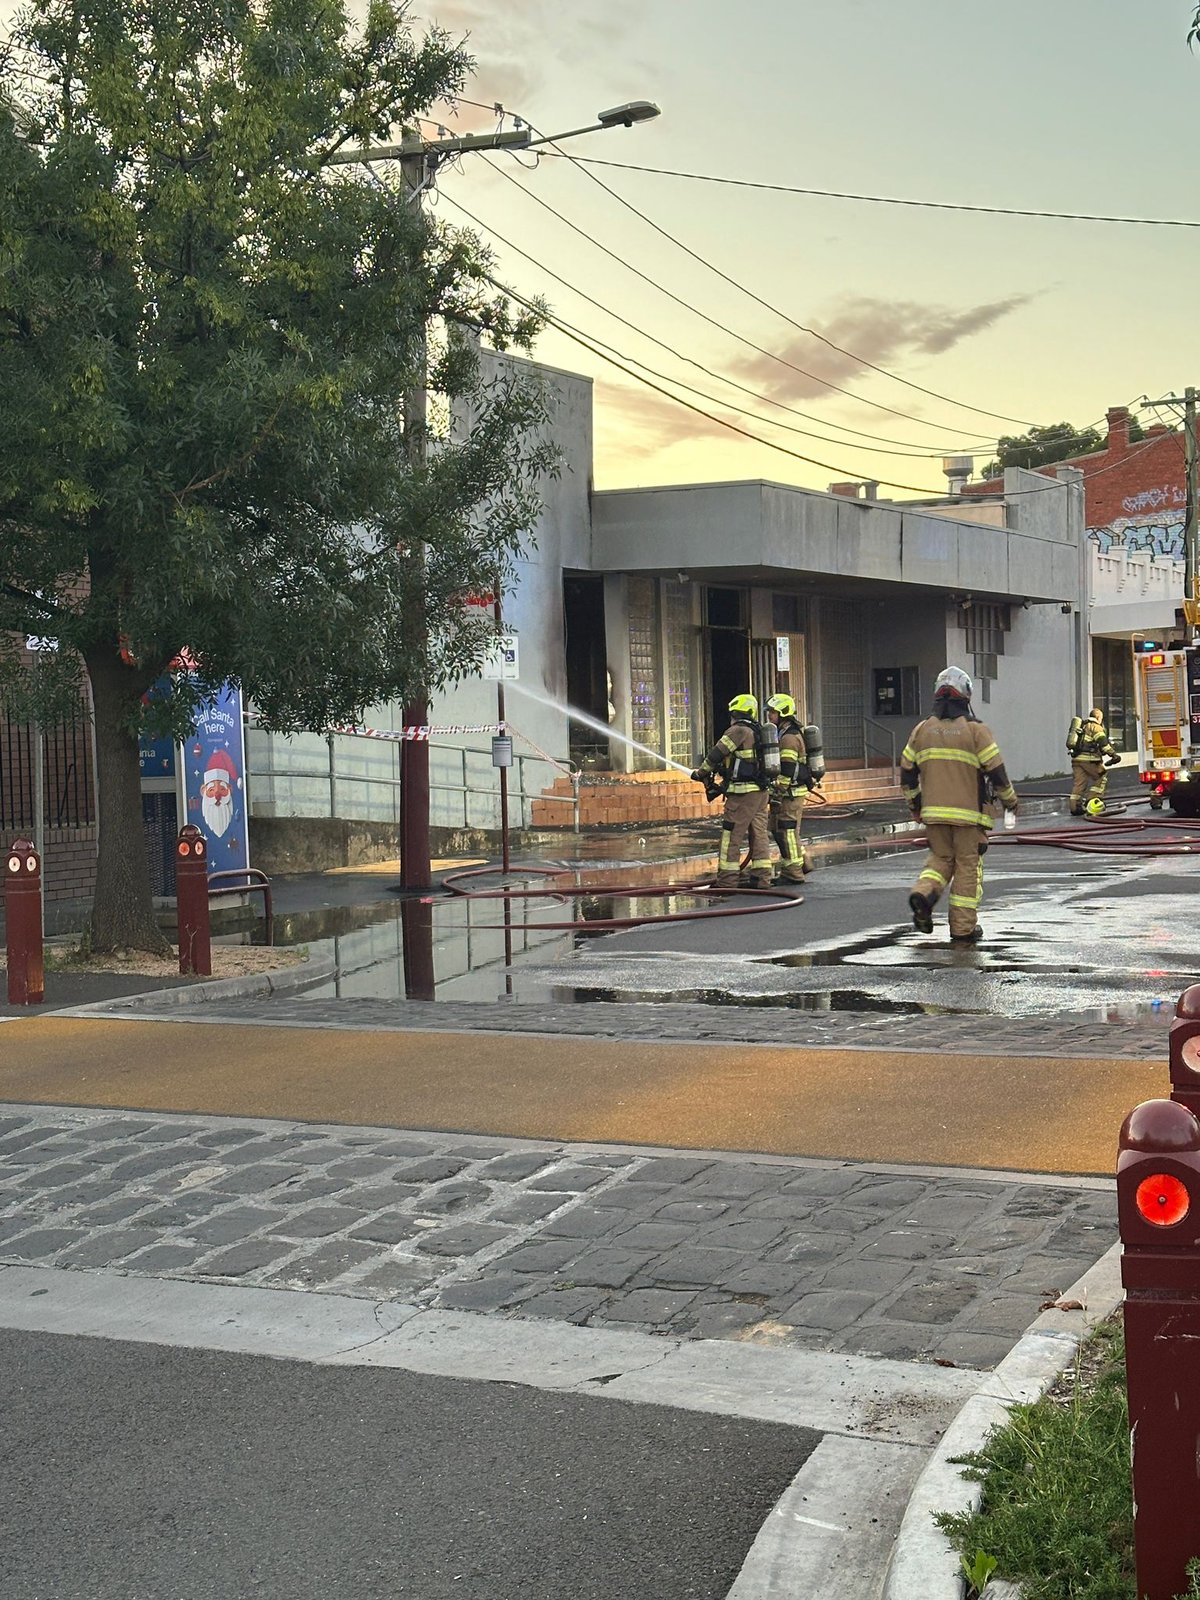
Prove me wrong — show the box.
[862,716,899,784]
[247,733,580,833]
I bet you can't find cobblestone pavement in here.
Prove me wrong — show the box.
[88,991,1170,1059]
[0,1105,1115,1371]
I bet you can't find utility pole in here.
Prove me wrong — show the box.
[325,100,661,891]
[1186,385,1198,641]
[398,127,433,891]
[1145,389,1200,640]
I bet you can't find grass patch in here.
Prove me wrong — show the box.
[937,1317,1200,1597]
[936,1317,1138,1598]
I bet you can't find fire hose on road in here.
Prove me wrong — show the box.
[440,864,802,931]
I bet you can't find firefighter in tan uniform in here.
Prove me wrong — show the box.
[1067,707,1119,817]
[765,693,810,883]
[691,693,774,888]
[901,666,1018,945]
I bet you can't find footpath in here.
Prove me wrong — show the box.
[0,797,1168,1598]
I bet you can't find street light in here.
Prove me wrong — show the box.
[328,99,661,891]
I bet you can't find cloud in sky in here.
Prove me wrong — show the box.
[594,381,734,458]
[421,1,640,121]
[732,292,1033,404]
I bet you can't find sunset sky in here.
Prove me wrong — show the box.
[421,0,1200,497]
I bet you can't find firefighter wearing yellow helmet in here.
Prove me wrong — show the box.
[1067,706,1118,817]
[691,693,775,888]
[765,692,811,884]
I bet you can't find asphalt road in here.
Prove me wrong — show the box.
[0,1328,817,1600]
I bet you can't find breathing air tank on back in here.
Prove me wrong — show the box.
[1066,716,1083,755]
[757,719,781,781]
[802,723,825,787]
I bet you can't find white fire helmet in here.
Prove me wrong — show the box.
[933,665,973,700]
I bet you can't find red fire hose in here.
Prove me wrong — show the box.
[441,863,802,930]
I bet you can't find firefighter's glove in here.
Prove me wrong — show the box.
[1104,753,1120,767]
[689,769,706,785]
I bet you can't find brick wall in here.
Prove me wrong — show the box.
[42,826,98,904]
[964,407,1188,527]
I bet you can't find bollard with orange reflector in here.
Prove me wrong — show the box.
[1168,984,1200,1117]
[175,824,211,977]
[1118,1097,1200,1599]
[5,839,44,1005]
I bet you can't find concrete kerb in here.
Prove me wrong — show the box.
[881,1242,1124,1600]
[54,955,337,1017]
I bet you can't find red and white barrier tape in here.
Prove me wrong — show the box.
[327,722,502,742]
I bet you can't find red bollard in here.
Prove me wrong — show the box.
[1118,1097,1200,1600]
[175,824,211,977]
[5,839,44,1005]
[1167,984,1200,1116]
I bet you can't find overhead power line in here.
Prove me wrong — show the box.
[483,269,1180,502]
[514,135,1040,430]
[540,152,1200,231]
[474,154,1005,442]
[441,190,1006,457]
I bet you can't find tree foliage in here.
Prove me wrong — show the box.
[0,0,557,948]
[980,419,1142,479]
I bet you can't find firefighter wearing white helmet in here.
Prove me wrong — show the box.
[691,692,775,888]
[765,692,811,884]
[900,666,1018,944]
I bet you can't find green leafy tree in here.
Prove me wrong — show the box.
[0,0,555,953]
[980,419,1144,479]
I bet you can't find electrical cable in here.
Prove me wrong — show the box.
[459,120,1141,453]
[473,154,1008,442]
[538,151,1200,232]
[485,262,1183,500]
[515,135,1042,430]
[441,189,1008,459]
[495,299,1002,460]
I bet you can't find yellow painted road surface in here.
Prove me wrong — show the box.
[0,1017,1162,1175]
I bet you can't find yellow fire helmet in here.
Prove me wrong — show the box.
[728,693,758,718]
[766,693,795,718]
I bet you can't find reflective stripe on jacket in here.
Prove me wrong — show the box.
[900,715,1016,827]
[1074,719,1115,762]
[776,720,809,793]
[699,721,762,793]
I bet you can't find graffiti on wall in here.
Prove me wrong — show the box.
[1087,517,1185,559]
[1121,484,1185,517]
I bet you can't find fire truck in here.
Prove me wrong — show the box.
[1134,642,1200,815]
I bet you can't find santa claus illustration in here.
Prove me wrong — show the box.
[199,747,239,839]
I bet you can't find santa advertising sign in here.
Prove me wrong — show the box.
[183,684,249,876]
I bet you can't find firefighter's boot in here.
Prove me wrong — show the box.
[951,925,983,945]
[908,892,935,934]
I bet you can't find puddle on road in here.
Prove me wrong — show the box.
[255,851,1193,1022]
[554,986,958,1016]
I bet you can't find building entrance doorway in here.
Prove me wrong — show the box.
[563,573,609,767]
[703,586,749,744]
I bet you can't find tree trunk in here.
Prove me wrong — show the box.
[86,649,171,955]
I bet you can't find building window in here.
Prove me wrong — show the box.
[772,593,804,634]
[962,602,1009,693]
[627,576,663,770]
[1091,639,1135,752]
[663,579,694,769]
